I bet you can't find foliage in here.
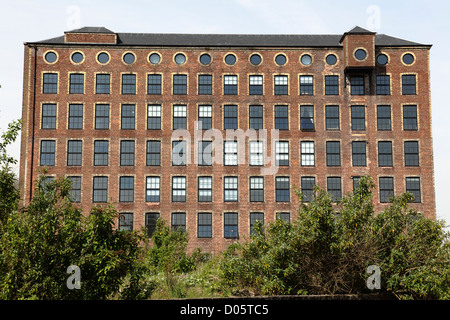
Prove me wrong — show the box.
[219,176,450,299]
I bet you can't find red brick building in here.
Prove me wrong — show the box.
[19,26,435,253]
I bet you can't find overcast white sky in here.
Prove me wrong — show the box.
[1,0,449,226]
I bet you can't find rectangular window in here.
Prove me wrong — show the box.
[67,140,82,166]
[276,212,290,223]
[198,140,212,166]
[173,74,187,95]
[173,105,187,129]
[249,75,263,95]
[404,141,419,166]
[300,75,313,95]
[300,105,314,131]
[224,177,238,202]
[353,176,361,192]
[276,177,290,202]
[198,75,212,95]
[351,106,366,130]
[376,75,390,95]
[42,103,57,129]
[352,141,367,167]
[378,141,393,167]
[43,73,58,93]
[301,141,315,166]
[172,140,187,166]
[145,213,160,238]
[121,104,135,130]
[198,105,212,130]
[93,176,108,203]
[146,140,161,166]
[40,140,55,166]
[406,177,421,203]
[250,212,264,235]
[68,104,83,129]
[224,105,238,130]
[148,74,162,95]
[250,177,264,202]
[301,177,315,202]
[377,105,391,131]
[224,141,238,166]
[120,140,135,166]
[122,74,136,94]
[119,176,134,203]
[68,176,81,203]
[69,73,84,94]
[327,177,342,202]
[198,213,212,238]
[198,176,212,202]
[146,176,160,202]
[224,75,237,95]
[147,105,161,130]
[118,213,133,231]
[224,213,238,239]
[325,75,339,95]
[403,105,418,130]
[274,75,288,95]
[326,105,339,130]
[274,105,289,130]
[275,141,289,166]
[249,141,263,166]
[96,74,110,94]
[171,213,186,232]
[350,76,364,95]
[249,105,263,129]
[326,141,341,167]
[402,75,416,95]
[94,140,109,166]
[172,177,186,202]
[379,177,394,203]
[95,104,109,129]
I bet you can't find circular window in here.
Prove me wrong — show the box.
[250,54,262,65]
[301,54,312,66]
[225,54,236,66]
[275,54,287,66]
[200,53,211,65]
[175,53,186,65]
[44,51,57,64]
[403,53,415,65]
[377,54,389,66]
[123,52,135,64]
[71,52,84,64]
[149,53,161,64]
[355,49,367,61]
[97,52,110,64]
[326,54,337,65]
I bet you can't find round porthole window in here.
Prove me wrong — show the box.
[97,52,110,64]
[355,49,367,61]
[377,54,389,66]
[71,52,84,64]
[402,53,415,65]
[175,53,186,65]
[200,53,211,65]
[250,54,262,65]
[275,54,287,66]
[149,53,161,64]
[225,54,236,66]
[123,52,135,64]
[326,54,337,65]
[301,54,312,66]
[44,51,57,64]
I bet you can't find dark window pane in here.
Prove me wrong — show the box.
[148,74,162,95]
[352,141,367,167]
[96,74,110,94]
[43,73,58,93]
[94,140,109,166]
[95,104,109,129]
[351,106,365,130]
[403,105,418,130]
[327,177,342,202]
[274,105,289,130]
[249,105,263,129]
[402,75,416,95]
[378,141,393,167]
[326,141,340,167]
[406,177,421,203]
[326,105,339,130]
[122,74,136,94]
[224,105,238,130]
[350,76,364,95]
[404,141,419,166]
[300,106,314,131]
[377,105,391,131]
[325,75,339,95]
[69,74,84,94]
[379,177,394,203]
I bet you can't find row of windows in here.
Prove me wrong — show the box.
[53,175,421,209]
[40,139,421,168]
[41,103,420,132]
[42,73,418,96]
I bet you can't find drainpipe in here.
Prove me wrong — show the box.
[29,44,37,202]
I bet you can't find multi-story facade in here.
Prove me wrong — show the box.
[19,26,435,253]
